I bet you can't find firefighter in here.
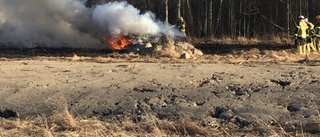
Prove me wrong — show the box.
[294,15,309,55]
[177,17,186,34]
[304,18,317,52]
[314,15,320,52]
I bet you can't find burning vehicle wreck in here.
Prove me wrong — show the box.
[100,33,202,58]
[91,1,202,58]
[101,34,132,50]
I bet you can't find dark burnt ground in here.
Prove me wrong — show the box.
[197,44,294,54]
[0,44,295,59]
[0,47,117,58]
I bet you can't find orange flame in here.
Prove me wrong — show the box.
[101,34,132,50]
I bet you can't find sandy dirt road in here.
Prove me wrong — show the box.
[1,58,320,133]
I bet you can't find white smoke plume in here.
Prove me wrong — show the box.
[0,0,102,48]
[92,1,185,38]
[0,0,184,49]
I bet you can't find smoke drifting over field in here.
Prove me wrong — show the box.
[0,0,99,48]
[0,0,183,48]
[92,1,183,38]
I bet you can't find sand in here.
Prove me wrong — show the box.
[0,44,320,136]
[1,56,320,134]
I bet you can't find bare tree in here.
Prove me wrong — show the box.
[165,0,168,24]
[177,0,181,20]
[86,0,320,39]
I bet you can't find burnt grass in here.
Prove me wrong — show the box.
[0,43,294,58]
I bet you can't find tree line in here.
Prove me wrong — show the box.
[86,0,320,39]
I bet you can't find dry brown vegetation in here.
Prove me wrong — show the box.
[0,108,316,137]
[0,108,216,137]
[28,48,320,66]
[190,36,293,45]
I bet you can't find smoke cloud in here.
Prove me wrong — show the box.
[92,1,184,38]
[0,0,102,48]
[0,0,184,49]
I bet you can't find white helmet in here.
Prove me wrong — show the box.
[298,15,305,20]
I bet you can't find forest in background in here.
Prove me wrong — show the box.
[86,0,320,39]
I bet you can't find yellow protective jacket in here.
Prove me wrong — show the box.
[295,20,309,38]
[306,21,315,37]
[315,23,320,37]
[177,21,186,33]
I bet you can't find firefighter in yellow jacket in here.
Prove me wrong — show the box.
[295,15,309,55]
[314,15,320,52]
[304,18,317,52]
[177,17,186,34]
